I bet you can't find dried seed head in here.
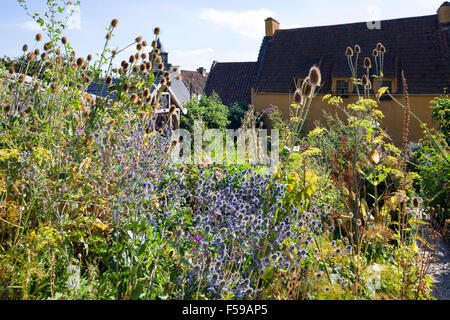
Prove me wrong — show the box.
[135,36,143,43]
[87,54,93,62]
[176,75,182,81]
[302,78,313,98]
[172,67,179,73]
[156,56,163,64]
[143,88,150,98]
[364,57,372,69]
[160,78,167,86]
[169,105,176,114]
[151,40,157,48]
[130,93,138,104]
[140,64,146,72]
[133,65,139,73]
[142,41,147,47]
[154,48,160,55]
[55,48,61,55]
[135,52,140,60]
[362,74,369,87]
[50,82,57,92]
[129,55,135,64]
[345,47,354,57]
[19,74,25,84]
[136,43,143,51]
[372,49,379,57]
[380,45,386,53]
[34,82,41,90]
[376,43,383,52]
[123,83,129,92]
[154,27,160,35]
[413,197,419,208]
[41,52,47,60]
[8,66,15,74]
[146,61,152,71]
[61,37,68,45]
[56,56,62,65]
[141,53,147,60]
[34,48,40,55]
[158,63,164,71]
[106,76,113,85]
[35,33,42,41]
[111,18,119,28]
[294,90,303,105]
[22,44,28,52]
[164,71,171,78]
[77,57,84,66]
[354,45,361,54]
[4,104,11,112]
[27,52,35,61]
[44,42,52,51]
[308,65,322,87]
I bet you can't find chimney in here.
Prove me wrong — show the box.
[265,17,280,37]
[197,67,207,77]
[438,2,450,24]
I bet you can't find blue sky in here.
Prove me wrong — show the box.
[0,0,445,71]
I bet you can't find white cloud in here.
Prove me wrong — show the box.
[199,8,275,39]
[67,5,81,30]
[171,48,215,70]
[19,20,42,32]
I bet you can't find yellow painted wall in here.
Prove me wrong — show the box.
[253,93,439,146]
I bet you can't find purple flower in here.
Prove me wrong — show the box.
[193,234,202,243]
[1,131,6,135]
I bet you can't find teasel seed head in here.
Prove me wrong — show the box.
[364,57,372,69]
[33,82,41,91]
[35,33,42,41]
[136,43,143,51]
[130,93,138,104]
[123,83,129,92]
[141,53,147,60]
[22,44,28,52]
[135,52,140,60]
[61,37,68,45]
[140,64,146,72]
[362,74,370,87]
[34,48,40,55]
[151,40,157,48]
[56,56,62,65]
[87,54,93,62]
[176,75,182,81]
[41,52,47,60]
[172,67,179,73]
[146,61,152,71]
[294,90,304,105]
[154,27,160,35]
[111,19,119,28]
[4,103,11,112]
[158,63,164,71]
[152,53,157,60]
[55,48,61,55]
[376,42,383,52]
[119,67,125,74]
[302,78,313,98]
[154,48,160,55]
[354,44,361,54]
[372,49,379,57]
[308,65,322,87]
[44,42,52,51]
[106,76,113,85]
[135,36,143,43]
[160,78,167,86]
[18,74,25,84]
[345,47,354,57]
[129,55,135,64]
[27,52,35,61]
[142,41,147,47]
[50,82,57,92]
[8,66,15,74]
[133,65,139,73]
[77,57,84,67]
[106,32,112,40]
[143,88,150,98]
[169,105,176,114]
[380,45,386,53]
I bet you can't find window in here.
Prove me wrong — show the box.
[336,80,349,98]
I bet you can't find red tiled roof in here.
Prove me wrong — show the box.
[181,70,208,96]
[205,62,257,106]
